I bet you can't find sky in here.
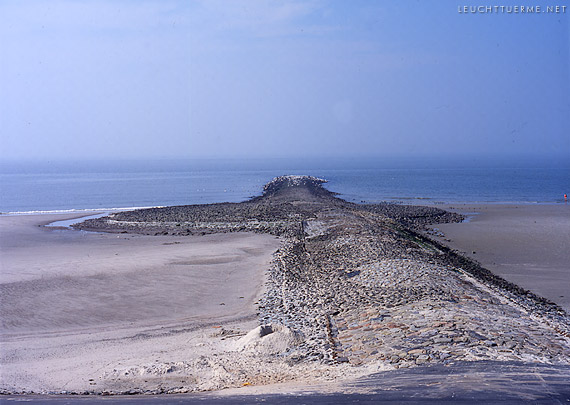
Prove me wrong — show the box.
[0,0,569,160]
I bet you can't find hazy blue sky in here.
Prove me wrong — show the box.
[1,0,569,160]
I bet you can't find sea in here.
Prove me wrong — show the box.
[1,156,569,214]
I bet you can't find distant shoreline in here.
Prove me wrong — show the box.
[3,199,567,217]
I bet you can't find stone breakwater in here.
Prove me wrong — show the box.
[76,176,570,371]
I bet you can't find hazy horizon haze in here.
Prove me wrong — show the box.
[1,0,569,161]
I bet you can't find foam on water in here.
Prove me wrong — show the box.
[3,206,164,216]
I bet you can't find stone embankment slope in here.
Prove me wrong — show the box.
[77,176,570,370]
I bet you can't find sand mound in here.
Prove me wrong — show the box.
[233,324,304,355]
[99,325,311,393]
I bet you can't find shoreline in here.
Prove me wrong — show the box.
[358,199,568,206]
[420,203,570,313]
[0,206,164,217]
[2,178,569,396]
[3,200,566,216]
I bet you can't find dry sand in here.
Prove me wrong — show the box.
[1,213,327,394]
[424,204,570,313]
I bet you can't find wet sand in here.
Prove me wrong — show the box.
[425,204,570,313]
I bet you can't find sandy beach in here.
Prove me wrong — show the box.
[0,213,294,393]
[1,181,569,396]
[424,204,570,313]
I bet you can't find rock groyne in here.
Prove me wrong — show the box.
[76,175,570,369]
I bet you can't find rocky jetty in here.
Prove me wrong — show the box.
[76,175,570,370]
[76,175,461,237]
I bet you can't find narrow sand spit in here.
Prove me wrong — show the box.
[1,177,570,395]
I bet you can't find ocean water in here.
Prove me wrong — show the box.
[1,157,568,214]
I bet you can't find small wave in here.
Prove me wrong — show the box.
[2,206,165,216]
[384,196,434,201]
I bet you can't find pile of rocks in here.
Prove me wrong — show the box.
[76,175,570,370]
[75,175,460,237]
[257,207,570,368]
